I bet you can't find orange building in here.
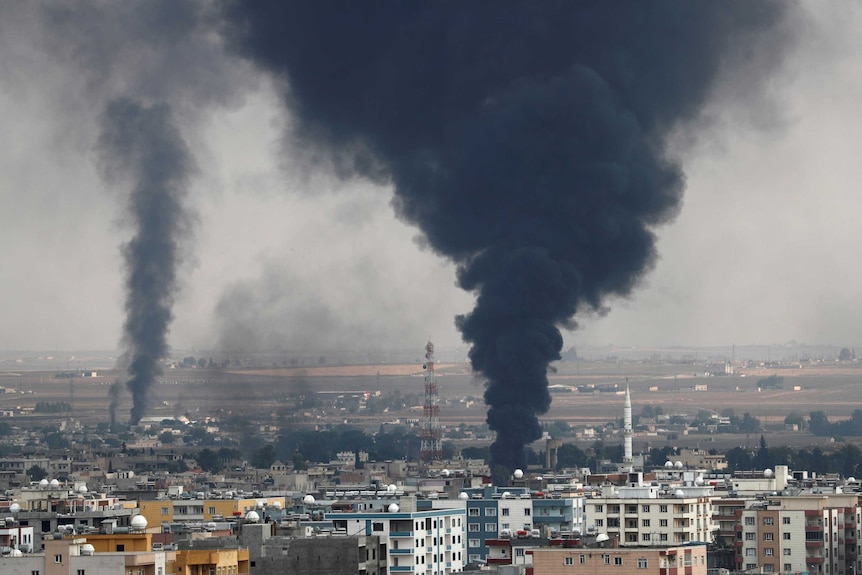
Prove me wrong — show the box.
[527,544,708,575]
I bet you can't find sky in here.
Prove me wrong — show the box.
[0,2,860,356]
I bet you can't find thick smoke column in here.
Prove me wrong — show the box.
[224,1,787,470]
[98,98,195,425]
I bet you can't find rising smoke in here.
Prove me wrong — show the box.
[223,1,790,470]
[97,99,196,425]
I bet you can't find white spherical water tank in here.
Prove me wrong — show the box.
[245,511,260,523]
[271,501,282,510]
[441,469,450,478]
[674,461,683,469]
[80,544,95,556]
[303,495,315,505]
[514,469,524,479]
[664,461,674,468]
[458,492,469,501]
[764,468,774,478]
[78,484,88,494]
[39,479,49,488]
[388,503,400,513]
[50,479,60,488]
[9,503,21,513]
[387,484,398,493]
[675,489,685,498]
[131,515,148,531]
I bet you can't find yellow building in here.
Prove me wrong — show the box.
[176,547,250,575]
[138,497,286,526]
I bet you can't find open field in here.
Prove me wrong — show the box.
[1,359,862,452]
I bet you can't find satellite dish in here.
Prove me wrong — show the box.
[664,461,673,468]
[675,489,685,498]
[458,492,469,501]
[441,469,450,477]
[595,533,610,543]
[9,503,21,513]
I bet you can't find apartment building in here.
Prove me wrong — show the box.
[734,493,860,575]
[585,476,715,546]
[527,542,708,575]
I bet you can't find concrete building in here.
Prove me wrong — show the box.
[585,473,715,547]
[734,493,860,575]
[325,498,466,574]
[527,542,708,575]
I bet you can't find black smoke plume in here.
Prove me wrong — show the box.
[223,1,788,470]
[98,98,195,425]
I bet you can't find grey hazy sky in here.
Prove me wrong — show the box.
[0,2,859,354]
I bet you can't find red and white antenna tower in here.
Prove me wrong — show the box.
[420,340,442,462]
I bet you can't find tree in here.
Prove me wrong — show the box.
[784,412,806,430]
[197,357,207,368]
[555,443,587,470]
[196,448,221,473]
[441,441,457,460]
[159,431,176,444]
[27,464,48,482]
[251,444,277,469]
[291,452,308,471]
[839,348,855,361]
[491,464,510,487]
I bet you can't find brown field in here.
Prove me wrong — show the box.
[2,359,862,451]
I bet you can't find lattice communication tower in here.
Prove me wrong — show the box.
[420,340,442,462]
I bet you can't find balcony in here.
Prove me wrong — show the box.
[805,540,825,548]
[390,567,414,572]
[390,532,413,537]
[390,549,413,555]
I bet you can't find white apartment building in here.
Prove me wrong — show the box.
[586,476,715,547]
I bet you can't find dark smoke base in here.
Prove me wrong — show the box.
[223,1,788,470]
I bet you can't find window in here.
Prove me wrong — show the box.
[783,532,791,540]
[501,508,509,516]
[502,523,510,530]
[603,554,611,564]
[746,564,757,570]
[764,517,774,526]
[763,565,774,573]
[659,505,668,513]
[55,555,63,564]
[208,507,216,514]
[745,517,755,525]
[469,539,479,548]
[78,571,86,575]
[784,564,793,572]
[642,505,650,512]
[765,548,774,556]
[372,522,384,532]
[516,548,525,557]
[745,533,756,540]
[32,571,41,575]
[468,524,479,532]
[637,558,648,569]
[783,516,791,524]
[783,548,792,556]
[595,505,603,512]
[485,508,496,516]
[161,507,169,516]
[485,523,496,532]
[614,557,623,566]
[745,548,757,556]
[469,509,479,517]
[660,519,668,527]
[117,545,125,552]
[565,557,573,565]
[642,519,650,527]
[524,509,530,516]
[595,519,604,527]
[579,554,585,564]
[660,533,668,541]
[764,533,774,541]
[642,533,650,541]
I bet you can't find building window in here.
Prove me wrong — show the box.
[469,509,479,517]
[637,558,648,569]
[659,505,668,513]
[782,517,791,524]
[502,523,510,530]
[764,533,774,541]
[783,548,792,556]
[595,519,603,527]
[660,519,667,527]
[579,554,585,564]
[32,571,41,575]
[55,555,63,564]
[764,517,774,526]
[746,564,757,570]
[783,532,791,540]
[469,539,479,548]
[208,507,216,515]
[660,534,668,541]
[524,509,530,516]
[516,548,525,557]
[745,548,756,556]
[486,508,496,516]
[642,505,650,513]
[565,557,573,565]
[161,507,169,516]
[501,508,509,516]
[468,524,479,532]
[117,545,125,552]
[784,564,793,571]
[372,522,384,532]
[642,519,650,527]
[745,517,755,525]
[763,565,774,573]
[485,523,496,532]
[614,557,623,565]
[745,533,755,540]
[765,548,774,556]
[603,554,610,564]
[642,533,650,541]
[77,571,85,575]
[595,505,603,513]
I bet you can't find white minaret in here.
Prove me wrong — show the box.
[623,382,633,467]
